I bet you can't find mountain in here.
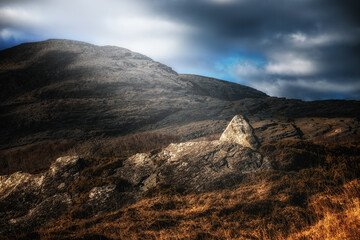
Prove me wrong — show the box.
[1,40,359,175]
[0,40,359,239]
[0,39,265,144]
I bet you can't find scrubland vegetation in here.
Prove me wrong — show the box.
[5,137,358,240]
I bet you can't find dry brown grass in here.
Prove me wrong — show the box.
[70,131,181,158]
[0,141,74,175]
[0,131,180,175]
[37,178,360,240]
[192,133,222,142]
[288,179,360,240]
[39,180,277,239]
[312,133,360,147]
[31,137,359,240]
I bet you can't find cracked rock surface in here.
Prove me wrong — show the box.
[117,140,271,192]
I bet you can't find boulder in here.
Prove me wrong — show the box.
[220,115,259,150]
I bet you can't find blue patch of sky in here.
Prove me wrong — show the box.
[177,50,268,85]
[0,37,20,50]
[213,50,267,83]
[0,29,45,50]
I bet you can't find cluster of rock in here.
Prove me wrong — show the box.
[0,156,81,233]
[0,115,271,234]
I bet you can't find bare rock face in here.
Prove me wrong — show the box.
[220,115,259,150]
[156,140,270,191]
[115,139,271,193]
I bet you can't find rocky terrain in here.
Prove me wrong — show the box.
[0,40,359,239]
[1,113,359,239]
[0,115,270,235]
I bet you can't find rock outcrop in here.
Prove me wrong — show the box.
[0,115,273,235]
[0,156,82,234]
[220,115,259,150]
[117,140,271,192]
[116,115,269,192]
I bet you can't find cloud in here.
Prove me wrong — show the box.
[146,0,360,99]
[286,31,356,48]
[0,0,193,61]
[233,62,263,78]
[289,32,307,43]
[0,7,43,28]
[209,0,240,4]
[265,53,318,76]
[102,16,192,59]
[252,78,360,100]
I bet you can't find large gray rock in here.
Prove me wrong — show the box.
[220,115,260,150]
[115,140,271,192]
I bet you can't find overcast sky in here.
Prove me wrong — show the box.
[1,0,359,100]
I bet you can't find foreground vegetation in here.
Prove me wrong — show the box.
[36,179,359,240]
[3,136,358,240]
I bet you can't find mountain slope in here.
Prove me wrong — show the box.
[0,39,266,147]
[0,39,359,175]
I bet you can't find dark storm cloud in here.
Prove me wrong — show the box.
[148,0,329,44]
[144,0,360,100]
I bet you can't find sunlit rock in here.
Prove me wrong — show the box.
[220,115,259,150]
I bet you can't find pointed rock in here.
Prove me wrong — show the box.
[220,115,259,150]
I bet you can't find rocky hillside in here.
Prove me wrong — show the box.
[1,39,359,175]
[0,39,266,148]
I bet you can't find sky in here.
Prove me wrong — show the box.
[1,0,360,100]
